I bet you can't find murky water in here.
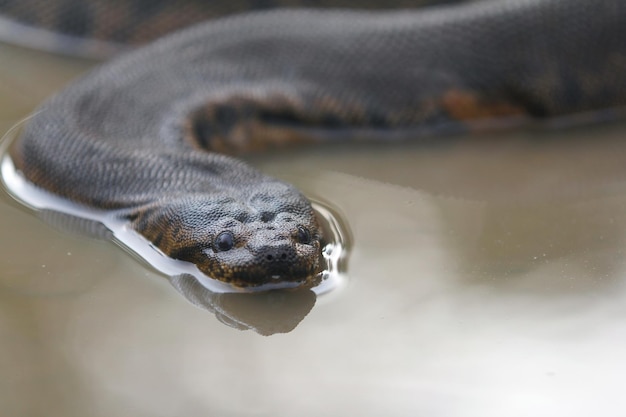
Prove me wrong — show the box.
[2,41,626,417]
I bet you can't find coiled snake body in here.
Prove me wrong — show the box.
[4,0,626,287]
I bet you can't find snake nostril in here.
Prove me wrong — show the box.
[262,247,292,264]
[266,252,288,261]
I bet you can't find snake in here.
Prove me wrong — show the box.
[2,0,626,289]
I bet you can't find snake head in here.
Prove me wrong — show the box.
[200,219,322,288]
[129,184,322,288]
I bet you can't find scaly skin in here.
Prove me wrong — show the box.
[7,0,626,287]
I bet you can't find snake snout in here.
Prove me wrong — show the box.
[258,243,296,266]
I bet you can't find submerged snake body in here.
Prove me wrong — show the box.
[8,0,626,287]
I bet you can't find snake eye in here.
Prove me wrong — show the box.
[214,231,235,252]
[296,226,311,244]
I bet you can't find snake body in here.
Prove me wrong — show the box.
[0,0,464,57]
[5,0,626,287]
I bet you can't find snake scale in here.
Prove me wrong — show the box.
[3,0,626,288]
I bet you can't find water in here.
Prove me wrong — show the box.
[2,41,626,416]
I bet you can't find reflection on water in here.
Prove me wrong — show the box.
[170,274,317,335]
[2,42,626,416]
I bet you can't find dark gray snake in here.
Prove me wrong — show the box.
[3,0,626,288]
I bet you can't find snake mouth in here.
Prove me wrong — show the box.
[225,268,320,289]
[192,252,320,288]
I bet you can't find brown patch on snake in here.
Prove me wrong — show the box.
[441,90,526,121]
[184,94,310,153]
[183,91,376,153]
